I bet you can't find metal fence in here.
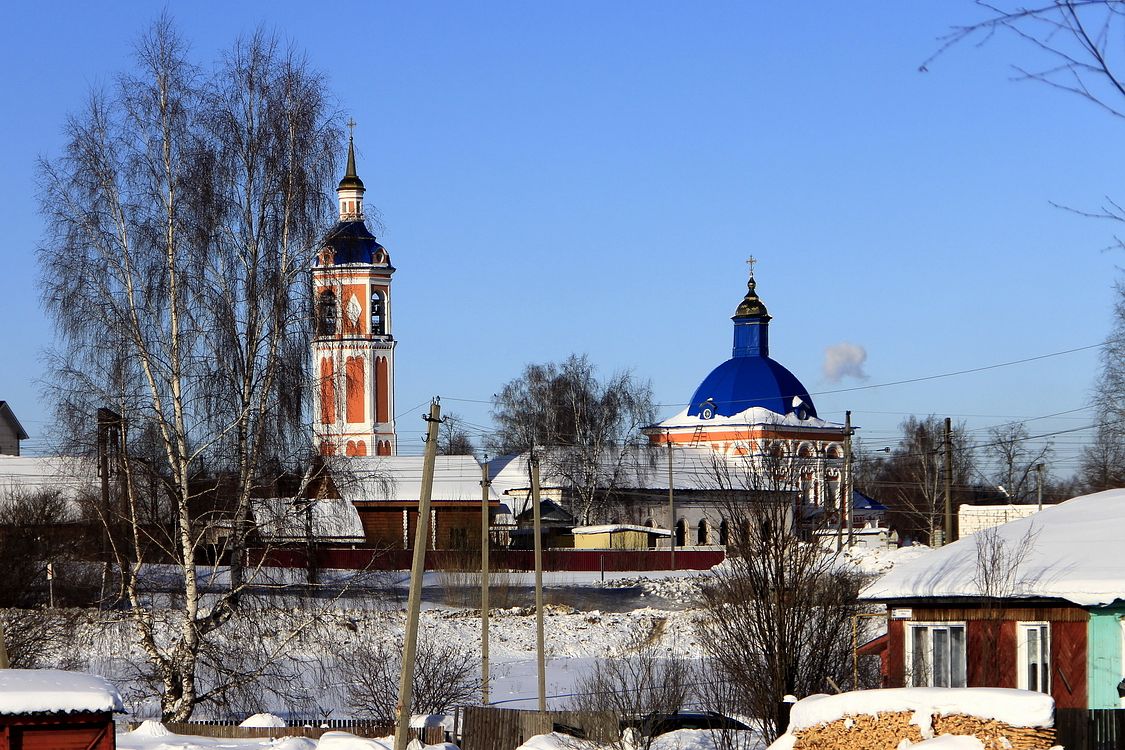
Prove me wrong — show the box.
[1055,708,1125,750]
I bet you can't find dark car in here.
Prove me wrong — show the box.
[624,711,752,737]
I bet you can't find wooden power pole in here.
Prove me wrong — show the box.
[943,416,954,546]
[666,436,675,569]
[393,399,443,750]
[1036,463,1044,512]
[844,410,853,549]
[529,453,547,713]
[480,457,491,705]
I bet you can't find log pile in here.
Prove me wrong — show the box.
[791,711,1055,750]
[931,713,1056,750]
[791,711,922,750]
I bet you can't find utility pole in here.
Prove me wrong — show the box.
[529,453,547,713]
[480,457,491,705]
[393,398,443,750]
[1036,463,1044,512]
[666,433,675,569]
[943,416,954,546]
[844,410,853,549]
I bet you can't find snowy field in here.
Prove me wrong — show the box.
[7,543,935,749]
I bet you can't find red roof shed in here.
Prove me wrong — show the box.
[0,670,122,750]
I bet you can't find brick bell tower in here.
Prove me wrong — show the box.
[311,129,396,456]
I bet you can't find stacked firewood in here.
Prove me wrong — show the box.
[931,713,1056,750]
[791,711,1055,750]
[791,710,922,750]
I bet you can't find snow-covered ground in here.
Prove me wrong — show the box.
[5,542,938,749]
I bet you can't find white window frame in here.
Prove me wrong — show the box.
[906,621,967,688]
[1016,621,1051,694]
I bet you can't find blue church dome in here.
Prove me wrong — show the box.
[687,355,816,419]
[685,274,817,420]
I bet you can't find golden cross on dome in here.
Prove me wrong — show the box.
[745,255,757,278]
[346,117,357,139]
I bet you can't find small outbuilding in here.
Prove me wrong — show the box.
[572,523,671,550]
[861,488,1125,710]
[0,669,123,749]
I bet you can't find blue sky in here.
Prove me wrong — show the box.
[0,3,1120,479]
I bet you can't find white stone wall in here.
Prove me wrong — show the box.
[957,503,1055,536]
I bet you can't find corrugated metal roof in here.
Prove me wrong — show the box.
[334,455,500,504]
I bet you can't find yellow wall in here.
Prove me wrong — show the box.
[573,530,650,549]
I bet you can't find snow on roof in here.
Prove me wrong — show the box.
[0,670,123,715]
[251,497,365,543]
[488,446,790,497]
[861,488,1125,607]
[653,405,842,431]
[787,687,1054,732]
[0,455,97,504]
[572,523,672,536]
[335,455,499,504]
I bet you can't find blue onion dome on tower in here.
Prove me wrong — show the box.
[686,270,817,420]
[317,133,390,267]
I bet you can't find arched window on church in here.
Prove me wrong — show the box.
[675,519,687,547]
[719,519,729,546]
[696,519,708,545]
[317,290,337,335]
[371,289,386,335]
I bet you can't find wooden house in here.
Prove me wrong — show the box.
[330,455,503,550]
[0,403,28,457]
[861,488,1125,710]
[510,499,577,550]
[0,669,123,749]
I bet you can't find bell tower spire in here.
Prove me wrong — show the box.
[337,119,365,221]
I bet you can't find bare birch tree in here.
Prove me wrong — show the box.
[984,423,1052,503]
[933,3,1125,490]
[38,16,341,721]
[868,416,976,545]
[489,354,656,524]
[699,449,865,743]
[566,627,692,750]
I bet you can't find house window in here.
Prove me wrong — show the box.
[1017,622,1050,694]
[908,623,966,687]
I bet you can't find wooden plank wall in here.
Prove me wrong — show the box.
[1055,709,1125,750]
[1051,619,1089,710]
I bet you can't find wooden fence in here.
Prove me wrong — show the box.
[1055,709,1124,750]
[135,719,442,742]
[460,707,617,750]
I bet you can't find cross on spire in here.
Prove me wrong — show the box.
[347,117,357,139]
[745,255,757,278]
